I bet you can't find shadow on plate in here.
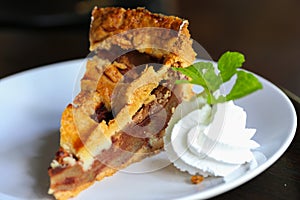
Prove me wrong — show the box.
[27,130,60,199]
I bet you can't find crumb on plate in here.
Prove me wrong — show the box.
[190,175,204,184]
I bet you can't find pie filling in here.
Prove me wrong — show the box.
[48,50,185,195]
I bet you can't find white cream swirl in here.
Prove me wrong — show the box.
[164,97,260,177]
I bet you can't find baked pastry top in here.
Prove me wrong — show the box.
[48,7,196,200]
[89,7,196,65]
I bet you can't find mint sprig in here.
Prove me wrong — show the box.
[173,51,263,104]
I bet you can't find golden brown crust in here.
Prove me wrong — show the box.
[90,7,190,50]
[48,7,196,200]
[89,7,196,65]
[49,83,179,199]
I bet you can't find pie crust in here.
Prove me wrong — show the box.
[48,7,196,200]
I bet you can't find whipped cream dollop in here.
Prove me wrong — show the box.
[164,97,260,177]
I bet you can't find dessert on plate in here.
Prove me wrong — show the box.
[48,6,263,200]
[48,7,196,200]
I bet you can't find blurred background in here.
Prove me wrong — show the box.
[0,1,299,199]
[0,0,299,97]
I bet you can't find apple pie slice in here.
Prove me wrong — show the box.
[48,7,196,200]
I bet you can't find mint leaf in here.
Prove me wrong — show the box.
[218,51,245,82]
[173,66,206,86]
[175,79,191,84]
[173,51,263,104]
[194,62,222,92]
[174,62,222,92]
[225,70,263,101]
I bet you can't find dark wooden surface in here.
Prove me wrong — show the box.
[0,0,299,199]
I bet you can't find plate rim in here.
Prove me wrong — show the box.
[0,59,297,200]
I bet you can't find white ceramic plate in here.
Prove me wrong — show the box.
[0,60,297,200]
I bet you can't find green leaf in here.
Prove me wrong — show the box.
[173,62,223,92]
[173,66,206,86]
[174,64,204,88]
[218,51,245,82]
[175,79,191,84]
[225,70,263,101]
[193,62,222,92]
[173,51,263,105]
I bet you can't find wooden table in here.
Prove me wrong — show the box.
[0,0,299,199]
